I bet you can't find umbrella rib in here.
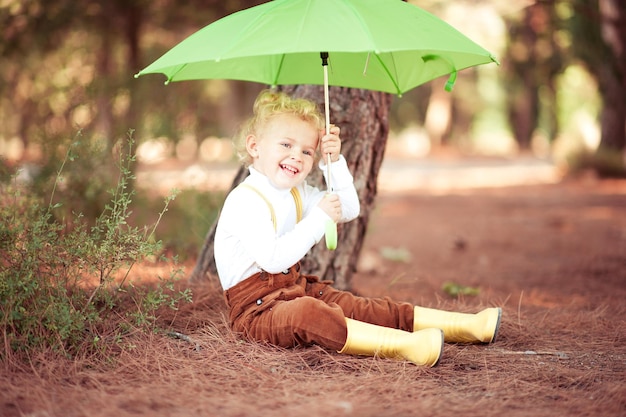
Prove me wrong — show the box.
[372,53,401,96]
[272,54,287,87]
[165,64,188,84]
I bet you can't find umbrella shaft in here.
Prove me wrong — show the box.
[323,61,332,191]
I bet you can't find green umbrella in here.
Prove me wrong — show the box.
[135,0,498,249]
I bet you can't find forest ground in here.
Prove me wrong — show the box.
[2,154,625,417]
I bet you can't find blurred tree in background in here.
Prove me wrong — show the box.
[568,0,625,154]
[1,0,624,284]
[2,0,623,164]
[1,0,266,155]
[504,1,564,150]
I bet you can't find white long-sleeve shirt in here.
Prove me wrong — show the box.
[214,155,360,290]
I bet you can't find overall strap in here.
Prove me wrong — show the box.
[239,184,302,231]
[290,187,303,223]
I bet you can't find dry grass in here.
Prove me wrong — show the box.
[2,179,625,417]
[1,280,624,417]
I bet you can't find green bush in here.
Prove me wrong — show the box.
[0,131,191,360]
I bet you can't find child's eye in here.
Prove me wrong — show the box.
[303,150,312,156]
[281,143,291,149]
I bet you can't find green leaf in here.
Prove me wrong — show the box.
[442,282,480,297]
[380,246,412,263]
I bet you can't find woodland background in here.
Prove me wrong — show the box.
[1,3,625,416]
[2,0,625,286]
[2,0,624,180]
[1,0,625,294]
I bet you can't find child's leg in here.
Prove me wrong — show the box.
[245,296,348,351]
[306,279,501,344]
[305,280,414,331]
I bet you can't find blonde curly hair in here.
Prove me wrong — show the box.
[234,90,324,166]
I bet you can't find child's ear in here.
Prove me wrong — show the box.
[246,134,259,158]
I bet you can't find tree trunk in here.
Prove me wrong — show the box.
[596,0,625,152]
[570,0,626,153]
[190,85,392,290]
[505,2,564,151]
[189,166,249,283]
[94,4,115,149]
[124,3,142,136]
[597,64,626,152]
[505,5,541,150]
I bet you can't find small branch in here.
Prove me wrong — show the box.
[167,331,201,351]
[493,349,570,359]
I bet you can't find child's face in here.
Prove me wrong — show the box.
[247,113,319,189]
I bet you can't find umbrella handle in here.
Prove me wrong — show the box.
[321,52,337,251]
[325,218,337,250]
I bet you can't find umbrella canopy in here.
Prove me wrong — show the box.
[135,0,498,250]
[135,0,498,95]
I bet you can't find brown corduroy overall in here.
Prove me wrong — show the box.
[223,264,415,351]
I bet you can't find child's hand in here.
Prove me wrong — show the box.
[318,193,342,223]
[320,125,341,164]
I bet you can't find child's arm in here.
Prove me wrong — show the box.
[219,186,329,275]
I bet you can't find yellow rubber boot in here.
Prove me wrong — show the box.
[338,318,443,367]
[413,306,502,343]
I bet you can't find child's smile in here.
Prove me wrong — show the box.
[280,163,299,176]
